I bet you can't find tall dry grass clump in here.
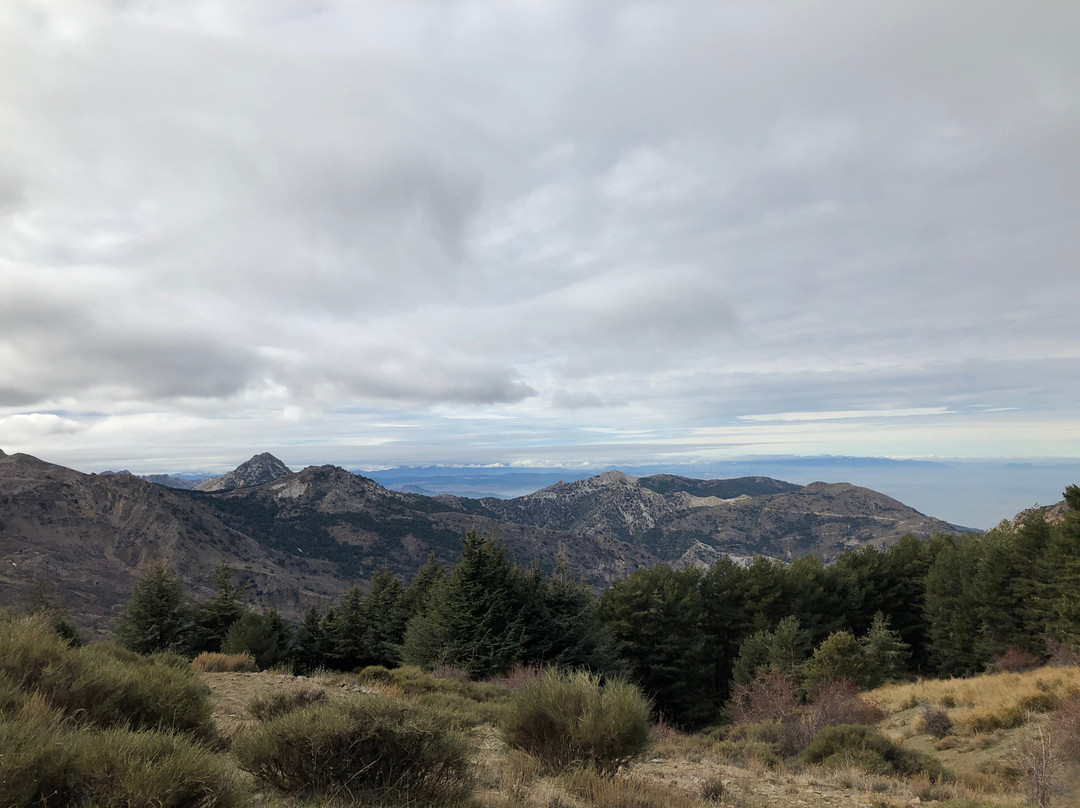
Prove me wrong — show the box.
[192,651,257,673]
[499,668,652,775]
[232,694,472,805]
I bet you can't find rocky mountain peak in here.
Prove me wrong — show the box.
[194,452,292,492]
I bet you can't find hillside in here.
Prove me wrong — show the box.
[0,449,971,634]
[481,472,963,562]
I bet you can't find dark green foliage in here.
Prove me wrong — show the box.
[327,585,368,671]
[597,564,714,726]
[115,564,190,655]
[187,564,247,656]
[402,531,531,678]
[499,668,652,775]
[732,616,811,686]
[221,610,290,670]
[924,535,984,676]
[363,568,407,668]
[289,606,328,674]
[860,612,910,688]
[232,697,472,805]
[800,724,949,780]
[802,631,866,692]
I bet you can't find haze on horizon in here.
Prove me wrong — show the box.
[1,2,1078,506]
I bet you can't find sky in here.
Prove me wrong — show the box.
[1,1,1079,512]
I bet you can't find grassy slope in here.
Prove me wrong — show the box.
[198,666,1080,808]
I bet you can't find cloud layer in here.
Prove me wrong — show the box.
[1,1,1078,472]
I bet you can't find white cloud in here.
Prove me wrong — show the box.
[0,0,1077,470]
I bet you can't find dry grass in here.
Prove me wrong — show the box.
[192,652,257,673]
[869,668,1080,735]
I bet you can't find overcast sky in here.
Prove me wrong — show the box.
[1,0,1078,477]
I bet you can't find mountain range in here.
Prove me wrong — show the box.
[1,449,973,636]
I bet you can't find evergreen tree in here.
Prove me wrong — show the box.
[116,564,190,654]
[699,556,750,701]
[290,606,328,674]
[802,630,866,692]
[327,585,368,671]
[597,564,713,726]
[363,569,406,668]
[400,553,445,624]
[528,560,619,671]
[860,611,909,687]
[402,531,530,678]
[923,535,983,675]
[187,564,248,655]
[222,611,288,669]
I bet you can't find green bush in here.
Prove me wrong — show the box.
[232,696,472,805]
[0,711,79,808]
[0,712,245,808]
[0,616,214,739]
[357,664,394,684]
[499,668,652,775]
[800,724,949,780]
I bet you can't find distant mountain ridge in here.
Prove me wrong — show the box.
[0,449,972,635]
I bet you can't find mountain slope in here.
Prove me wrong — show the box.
[0,452,343,637]
[481,472,962,562]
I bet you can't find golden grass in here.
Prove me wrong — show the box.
[868,667,1080,735]
[192,651,257,673]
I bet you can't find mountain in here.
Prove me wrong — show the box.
[1012,500,1070,527]
[0,453,655,634]
[141,474,201,490]
[0,452,345,638]
[481,472,964,563]
[194,453,293,492]
[0,450,972,635]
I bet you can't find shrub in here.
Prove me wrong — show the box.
[499,668,652,775]
[0,618,214,739]
[783,681,882,756]
[800,724,949,781]
[232,696,472,805]
[73,726,246,808]
[988,648,1042,673]
[357,664,394,684]
[248,686,327,721]
[0,711,244,808]
[192,651,257,673]
[963,704,1027,734]
[730,668,799,724]
[922,706,954,739]
[0,710,79,808]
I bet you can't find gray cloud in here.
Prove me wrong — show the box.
[0,0,1077,470]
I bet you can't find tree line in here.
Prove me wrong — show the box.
[115,486,1080,727]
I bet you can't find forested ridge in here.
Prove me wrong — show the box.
[110,485,1080,727]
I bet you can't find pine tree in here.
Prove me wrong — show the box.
[364,569,406,668]
[290,606,328,674]
[222,611,285,669]
[802,631,866,692]
[116,564,190,654]
[860,612,909,687]
[327,585,368,671]
[187,564,248,655]
[402,531,530,678]
[597,564,713,727]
